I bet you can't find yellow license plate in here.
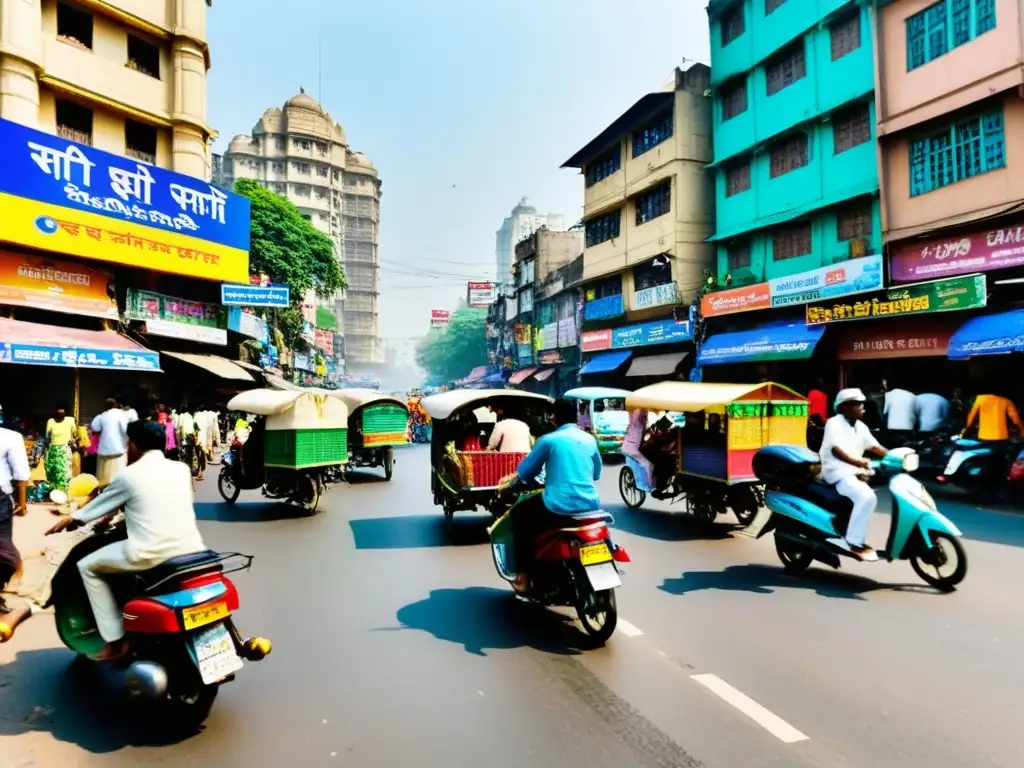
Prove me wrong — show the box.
[182,601,229,631]
[579,543,612,566]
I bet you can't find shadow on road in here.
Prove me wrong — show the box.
[609,505,737,542]
[387,586,586,656]
[659,563,936,601]
[343,470,389,485]
[0,649,195,751]
[194,501,311,523]
[349,514,490,549]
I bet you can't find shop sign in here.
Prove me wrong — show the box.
[701,283,770,317]
[0,343,159,370]
[332,332,345,361]
[221,282,290,307]
[769,255,883,308]
[293,352,312,371]
[634,282,677,311]
[315,328,334,356]
[612,319,692,349]
[513,324,532,344]
[891,222,1024,282]
[538,322,558,351]
[227,306,269,342]
[0,249,117,319]
[557,317,577,348]
[467,281,496,308]
[0,118,249,282]
[430,309,450,328]
[581,328,612,352]
[301,321,315,345]
[806,274,986,325]
[584,294,624,321]
[144,318,225,344]
[126,287,224,337]
[516,342,532,364]
[300,289,317,325]
[836,322,954,361]
[538,350,562,365]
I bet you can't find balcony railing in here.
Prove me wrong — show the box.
[57,125,92,146]
[584,294,624,321]
[125,147,155,165]
[633,282,677,311]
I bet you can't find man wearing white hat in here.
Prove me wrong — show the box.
[819,388,890,561]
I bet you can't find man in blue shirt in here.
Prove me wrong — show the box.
[503,398,603,570]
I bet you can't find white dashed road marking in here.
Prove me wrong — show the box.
[691,673,809,744]
[617,618,644,637]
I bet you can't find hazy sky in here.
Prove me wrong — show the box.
[208,0,710,340]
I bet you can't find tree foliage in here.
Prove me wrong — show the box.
[315,306,338,331]
[235,179,346,300]
[415,309,488,383]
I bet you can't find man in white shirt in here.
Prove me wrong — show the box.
[486,405,533,454]
[90,398,130,487]
[915,392,950,434]
[820,388,889,561]
[884,386,918,434]
[47,420,206,661]
[0,421,30,543]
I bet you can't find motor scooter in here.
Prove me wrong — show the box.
[489,486,629,645]
[752,445,967,591]
[935,435,1024,500]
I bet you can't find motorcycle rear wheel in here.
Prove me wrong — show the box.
[165,682,219,732]
[217,471,240,504]
[775,534,813,574]
[910,532,967,592]
[577,588,617,645]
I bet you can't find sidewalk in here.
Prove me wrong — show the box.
[6,504,60,596]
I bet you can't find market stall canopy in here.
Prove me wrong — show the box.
[533,369,556,382]
[948,309,1024,359]
[233,360,265,373]
[322,389,407,411]
[265,374,306,392]
[579,350,632,375]
[563,387,631,400]
[162,352,254,382]
[0,317,160,371]
[465,366,488,382]
[625,351,688,377]
[508,367,537,385]
[421,388,552,421]
[226,388,349,429]
[626,381,806,413]
[697,323,825,366]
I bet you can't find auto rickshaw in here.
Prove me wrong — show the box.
[563,387,630,456]
[218,389,349,513]
[324,389,409,480]
[421,388,553,534]
[619,381,809,526]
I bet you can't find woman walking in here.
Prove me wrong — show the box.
[44,405,76,491]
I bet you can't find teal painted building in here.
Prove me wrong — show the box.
[707,0,880,287]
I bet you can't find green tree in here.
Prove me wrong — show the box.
[315,306,338,331]
[415,308,488,383]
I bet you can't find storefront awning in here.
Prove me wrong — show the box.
[0,317,160,371]
[266,373,306,392]
[534,368,556,382]
[162,352,254,382]
[625,351,689,377]
[948,310,1024,359]
[580,350,632,375]
[698,323,825,366]
[465,366,488,382]
[233,360,265,373]
[508,367,537,385]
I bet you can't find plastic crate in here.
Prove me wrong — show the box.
[264,428,348,469]
[456,451,527,488]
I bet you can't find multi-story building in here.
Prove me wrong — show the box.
[221,89,383,366]
[562,65,713,382]
[705,0,879,293]
[0,0,215,179]
[495,198,565,288]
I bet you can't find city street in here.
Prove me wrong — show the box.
[2,445,1023,767]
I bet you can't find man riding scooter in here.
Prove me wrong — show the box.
[820,388,889,561]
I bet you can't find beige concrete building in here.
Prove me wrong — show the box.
[0,0,215,179]
[220,90,383,366]
[562,64,715,321]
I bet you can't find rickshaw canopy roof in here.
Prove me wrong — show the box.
[319,388,408,412]
[625,381,806,412]
[563,387,631,401]
[421,388,553,421]
[226,388,349,430]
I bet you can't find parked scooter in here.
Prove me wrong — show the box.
[752,445,967,591]
[47,519,271,728]
[489,485,629,644]
[935,436,1024,500]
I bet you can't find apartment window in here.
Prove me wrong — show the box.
[585,275,623,301]
[721,7,744,46]
[316,142,328,156]
[275,136,286,150]
[727,242,752,271]
[124,119,156,164]
[57,1,93,50]
[721,78,748,121]
[126,34,160,78]
[584,210,621,247]
[55,99,92,145]
[831,11,861,60]
[634,255,672,291]
[293,138,311,151]
[906,0,995,70]
[293,184,311,197]
[315,188,328,200]
[772,223,812,260]
[836,201,873,241]
[632,110,673,157]
[725,162,751,196]
[635,182,671,225]
[769,133,808,178]
[316,165,329,178]
[292,161,311,175]
[833,104,871,153]
[585,147,621,187]
[909,109,1005,196]
[766,0,787,15]
[272,161,284,173]
[766,41,806,95]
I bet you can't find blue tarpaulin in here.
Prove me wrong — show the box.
[580,350,632,375]
[698,322,825,366]
[948,310,1024,359]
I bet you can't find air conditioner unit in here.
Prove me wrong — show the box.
[849,238,867,259]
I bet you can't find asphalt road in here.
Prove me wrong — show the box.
[2,445,1023,767]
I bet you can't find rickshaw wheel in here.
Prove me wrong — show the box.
[618,466,646,509]
[383,448,394,481]
[299,473,321,514]
[217,470,241,504]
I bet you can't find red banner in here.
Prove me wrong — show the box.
[836,320,956,360]
[891,220,1024,282]
[581,328,612,352]
[701,283,770,317]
